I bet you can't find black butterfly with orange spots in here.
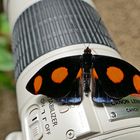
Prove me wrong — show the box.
[26,47,140,104]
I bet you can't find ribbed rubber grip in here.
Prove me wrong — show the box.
[12,0,116,79]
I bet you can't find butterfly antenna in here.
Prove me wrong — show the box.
[83,43,91,50]
[91,48,97,54]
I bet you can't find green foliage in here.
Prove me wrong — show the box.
[0,13,13,71]
[0,12,14,91]
[0,45,14,71]
[0,13,10,34]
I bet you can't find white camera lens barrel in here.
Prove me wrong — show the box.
[6,0,119,79]
[7,0,139,140]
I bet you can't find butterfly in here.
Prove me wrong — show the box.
[26,47,140,104]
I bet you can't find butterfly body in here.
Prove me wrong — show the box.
[26,47,140,104]
[81,47,93,95]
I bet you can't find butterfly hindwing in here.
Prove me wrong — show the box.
[26,56,82,103]
[93,55,140,99]
[56,78,82,104]
[91,77,117,103]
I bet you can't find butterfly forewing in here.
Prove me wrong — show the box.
[26,56,82,102]
[93,55,140,99]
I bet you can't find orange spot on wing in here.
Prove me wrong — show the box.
[51,67,68,83]
[34,75,43,94]
[133,75,140,93]
[92,68,98,79]
[76,68,82,79]
[106,66,124,83]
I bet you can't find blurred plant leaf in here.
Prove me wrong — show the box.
[0,47,14,71]
[0,4,15,91]
[0,11,13,71]
[0,36,8,49]
[0,13,10,34]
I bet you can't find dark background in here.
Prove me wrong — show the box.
[0,0,140,139]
